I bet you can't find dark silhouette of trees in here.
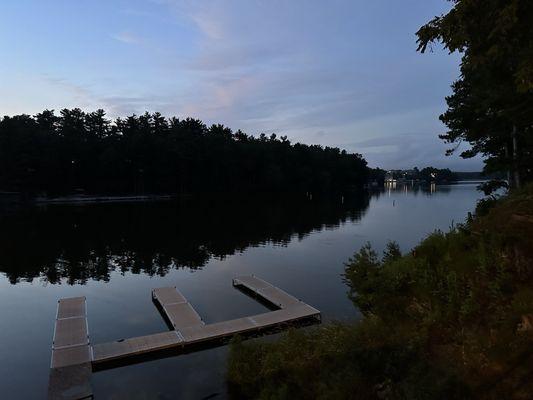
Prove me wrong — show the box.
[417,0,533,190]
[0,109,368,197]
[367,167,386,185]
[418,167,456,183]
[384,167,457,183]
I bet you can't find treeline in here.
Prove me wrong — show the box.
[0,109,368,197]
[385,167,457,183]
[414,166,456,183]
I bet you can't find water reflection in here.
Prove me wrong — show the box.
[0,184,483,400]
[382,181,451,197]
[0,194,370,284]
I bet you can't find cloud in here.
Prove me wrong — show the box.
[3,0,482,171]
[39,75,178,118]
[111,31,142,44]
[41,76,101,109]
[153,0,306,121]
[344,133,484,171]
[189,7,225,40]
[147,1,454,146]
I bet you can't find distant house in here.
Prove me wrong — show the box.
[384,172,396,183]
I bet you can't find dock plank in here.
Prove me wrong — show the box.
[233,275,301,309]
[51,345,92,369]
[49,297,92,400]
[232,275,270,291]
[256,286,301,308]
[179,317,258,343]
[48,363,92,400]
[164,302,204,329]
[56,297,86,319]
[152,287,187,305]
[92,331,182,363]
[53,318,89,349]
[153,287,204,330]
[248,305,319,326]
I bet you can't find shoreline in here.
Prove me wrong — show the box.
[35,194,175,205]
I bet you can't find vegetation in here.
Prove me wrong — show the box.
[0,109,368,197]
[417,0,533,190]
[227,185,533,399]
[416,166,456,183]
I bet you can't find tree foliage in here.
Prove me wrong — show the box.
[417,0,533,189]
[387,167,457,183]
[0,109,368,197]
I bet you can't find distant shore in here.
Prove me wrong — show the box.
[34,194,175,205]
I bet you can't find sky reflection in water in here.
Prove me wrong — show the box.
[0,184,482,399]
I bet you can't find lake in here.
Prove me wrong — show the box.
[0,183,482,399]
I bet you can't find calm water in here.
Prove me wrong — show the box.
[0,183,482,399]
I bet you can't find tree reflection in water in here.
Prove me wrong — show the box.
[0,193,370,284]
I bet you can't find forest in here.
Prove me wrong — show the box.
[385,167,457,183]
[0,109,368,197]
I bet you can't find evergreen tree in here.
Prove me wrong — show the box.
[0,109,369,197]
[417,0,533,190]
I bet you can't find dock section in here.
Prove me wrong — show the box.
[152,287,204,330]
[232,275,302,309]
[179,304,320,345]
[49,276,321,397]
[92,331,182,364]
[48,297,92,400]
[93,277,320,365]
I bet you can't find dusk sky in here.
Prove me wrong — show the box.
[0,0,483,171]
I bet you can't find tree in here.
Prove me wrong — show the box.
[419,166,456,183]
[417,0,533,190]
[0,109,369,197]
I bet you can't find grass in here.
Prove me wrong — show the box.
[227,185,533,399]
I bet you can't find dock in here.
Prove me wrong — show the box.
[233,275,302,308]
[152,286,205,330]
[48,275,320,399]
[48,297,92,400]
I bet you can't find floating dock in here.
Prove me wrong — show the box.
[48,297,92,400]
[48,275,320,399]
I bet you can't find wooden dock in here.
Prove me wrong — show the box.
[233,275,303,308]
[48,297,92,400]
[49,276,320,399]
[152,287,205,330]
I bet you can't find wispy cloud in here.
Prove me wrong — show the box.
[39,75,177,118]
[111,31,142,44]
[343,132,483,171]
[189,7,225,40]
[40,75,103,110]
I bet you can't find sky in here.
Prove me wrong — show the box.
[0,0,483,171]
